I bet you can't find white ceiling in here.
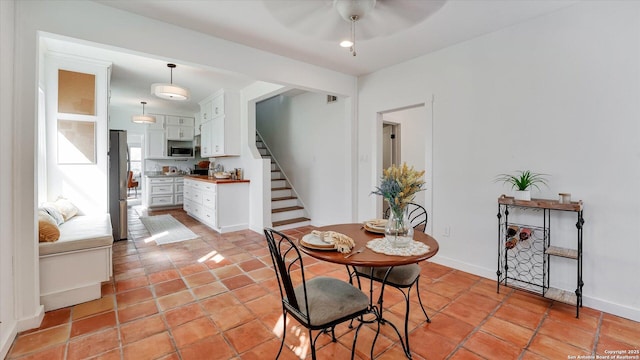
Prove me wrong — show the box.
[45,0,579,115]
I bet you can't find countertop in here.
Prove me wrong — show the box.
[185,175,250,184]
[145,173,185,178]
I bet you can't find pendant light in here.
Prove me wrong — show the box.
[151,63,190,101]
[131,101,156,124]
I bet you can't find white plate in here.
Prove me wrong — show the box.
[300,233,335,250]
[365,219,387,231]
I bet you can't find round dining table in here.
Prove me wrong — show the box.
[298,223,439,267]
[297,223,440,359]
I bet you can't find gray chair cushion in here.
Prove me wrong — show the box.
[293,276,369,326]
[355,264,421,287]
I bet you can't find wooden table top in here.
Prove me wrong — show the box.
[298,223,439,267]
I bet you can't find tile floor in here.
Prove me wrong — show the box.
[6,207,640,359]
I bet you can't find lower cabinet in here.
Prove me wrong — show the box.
[144,176,184,208]
[183,178,249,233]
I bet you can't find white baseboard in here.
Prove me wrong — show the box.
[428,255,640,322]
[0,320,18,360]
[41,283,101,311]
[17,305,44,332]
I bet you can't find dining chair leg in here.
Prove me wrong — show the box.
[414,277,431,322]
[276,310,287,359]
[309,329,318,360]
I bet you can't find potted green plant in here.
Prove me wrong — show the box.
[495,170,548,201]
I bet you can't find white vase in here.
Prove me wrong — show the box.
[514,190,531,201]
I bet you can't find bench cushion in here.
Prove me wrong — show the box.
[39,214,113,256]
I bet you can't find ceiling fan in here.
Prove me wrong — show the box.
[263,0,446,55]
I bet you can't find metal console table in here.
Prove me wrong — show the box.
[496,195,584,317]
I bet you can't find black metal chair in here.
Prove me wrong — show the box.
[351,202,430,353]
[264,228,371,360]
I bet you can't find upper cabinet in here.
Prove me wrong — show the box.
[199,90,240,157]
[145,114,195,159]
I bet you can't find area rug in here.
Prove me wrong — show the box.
[139,214,199,245]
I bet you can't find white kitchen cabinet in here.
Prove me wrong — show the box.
[183,178,248,233]
[144,176,184,208]
[147,114,165,130]
[198,90,240,157]
[166,125,194,141]
[166,115,194,141]
[200,120,213,157]
[145,129,166,159]
[166,116,194,127]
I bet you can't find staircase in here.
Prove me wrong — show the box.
[256,133,311,230]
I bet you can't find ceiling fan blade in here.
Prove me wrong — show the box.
[263,0,446,41]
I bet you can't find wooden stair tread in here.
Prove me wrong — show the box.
[271,187,291,191]
[273,217,311,227]
[272,206,304,213]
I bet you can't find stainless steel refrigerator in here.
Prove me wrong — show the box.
[109,130,128,241]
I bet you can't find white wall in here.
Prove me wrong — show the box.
[358,1,640,321]
[0,1,17,357]
[257,92,351,226]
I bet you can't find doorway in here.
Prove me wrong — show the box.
[378,103,433,234]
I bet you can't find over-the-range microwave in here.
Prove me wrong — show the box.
[169,147,193,157]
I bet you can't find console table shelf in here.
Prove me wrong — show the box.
[496,195,584,317]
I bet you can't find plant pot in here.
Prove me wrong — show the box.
[514,190,531,201]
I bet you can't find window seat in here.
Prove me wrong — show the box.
[39,213,114,311]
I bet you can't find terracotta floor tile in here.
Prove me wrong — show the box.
[117,299,158,323]
[120,314,167,344]
[407,326,457,359]
[232,283,269,303]
[480,316,534,348]
[213,264,243,279]
[154,278,188,297]
[504,291,552,314]
[70,311,117,338]
[178,263,209,276]
[67,328,119,360]
[192,282,228,300]
[200,292,240,312]
[72,295,115,320]
[601,314,640,347]
[171,317,218,348]
[90,347,122,360]
[442,298,490,327]
[212,303,256,330]
[244,294,281,319]
[493,303,545,330]
[122,331,175,360]
[32,308,71,332]
[224,319,275,353]
[164,303,206,328]
[221,274,255,290]
[449,347,487,360]
[157,289,195,311]
[463,331,522,359]
[422,313,475,343]
[148,268,181,284]
[247,267,277,282]
[8,325,70,358]
[115,287,153,308]
[528,334,590,359]
[179,335,236,360]
[538,317,595,350]
[184,271,216,288]
[238,258,267,272]
[10,344,66,360]
[596,334,637,356]
[101,282,115,296]
[239,337,300,360]
[116,275,149,293]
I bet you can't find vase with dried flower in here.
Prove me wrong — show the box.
[372,163,425,248]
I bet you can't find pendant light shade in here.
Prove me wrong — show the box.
[132,101,156,124]
[151,63,190,101]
